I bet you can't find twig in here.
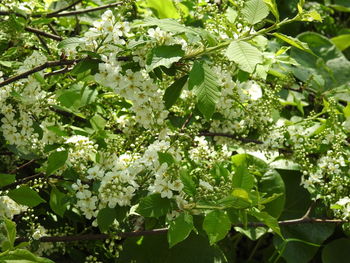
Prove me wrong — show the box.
[180,113,193,131]
[15,217,348,243]
[35,34,52,54]
[199,132,263,144]
[25,26,62,41]
[44,67,72,78]
[1,173,44,191]
[0,151,13,156]
[0,59,80,88]
[9,159,35,174]
[35,2,123,18]
[46,0,84,16]
[48,23,60,36]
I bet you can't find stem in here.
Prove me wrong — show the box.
[198,132,263,144]
[185,16,299,60]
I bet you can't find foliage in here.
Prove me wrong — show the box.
[0,0,349,262]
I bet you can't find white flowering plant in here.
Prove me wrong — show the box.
[0,0,350,262]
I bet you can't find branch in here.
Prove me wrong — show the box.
[0,59,80,88]
[15,217,347,243]
[36,2,123,18]
[199,132,263,144]
[46,0,83,16]
[25,26,62,41]
[16,228,168,243]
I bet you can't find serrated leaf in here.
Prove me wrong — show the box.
[46,150,68,175]
[167,213,194,247]
[136,193,172,218]
[180,170,197,197]
[188,61,220,120]
[249,208,282,237]
[49,187,68,217]
[8,186,46,207]
[203,210,231,244]
[263,0,279,21]
[3,218,16,249]
[242,0,269,25]
[146,45,184,72]
[163,75,188,109]
[71,58,99,75]
[225,41,262,73]
[90,114,106,131]
[58,37,82,49]
[273,33,315,55]
[0,173,16,187]
[158,152,175,166]
[97,207,117,232]
[226,7,238,23]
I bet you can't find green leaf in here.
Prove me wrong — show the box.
[330,4,350,12]
[46,150,68,175]
[3,218,16,249]
[137,193,172,218]
[322,238,350,263]
[134,18,199,35]
[331,34,350,51]
[298,0,305,13]
[258,170,285,218]
[71,58,100,75]
[0,249,54,262]
[0,60,12,67]
[203,210,231,244]
[90,114,106,131]
[217,195,252,209]
[157,152,175,166]
[226,7,238,23]
[8,186,46,207]
[242,0,269,25]
[118,233,227,263]
[273,33,315,55]
[58,37,82,49]
[180,170,197,197]
[299,10,323,22]
[263,0,279,21]
[49,187,68,217]
[167,213,194,247]
[248,208,282,237]
[0,173,16,187]
[232,164,255,191]
[163,75,188,109]
[146,45,184,72]
[274,223,335,263]
[225,41,262,73]
[97,207,117,232]
[188,61,220,120]
[58,90,80,108]
[146,0,180,19]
